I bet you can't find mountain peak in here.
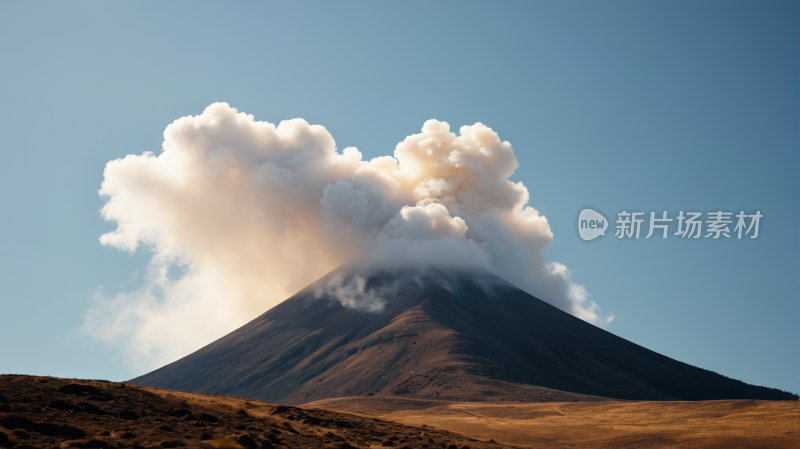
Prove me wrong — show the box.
[130,264,796,404]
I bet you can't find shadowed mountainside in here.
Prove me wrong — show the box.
[131,266,797,404]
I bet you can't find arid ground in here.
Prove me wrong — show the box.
[0,375,505,449]
[1,375,797,449]
[305,396,800,448]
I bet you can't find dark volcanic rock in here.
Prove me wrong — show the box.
[0,431,7,444]
[199,433,213,441]
[236,434,258,449]
[158,424,175,432]
[119,432,137,439]
[334,420,352,428]
[198,413,218,423]
[324,431,344,442]
[37,422,85,438]
[46,400,81,412]
[119,410,141,420]
[302,416,324,425]
[270,405,289,415]
[77,402,107,415]
[0,416,85,439]
[58,384,102,396]
[165,408,192,417]
[160,440,185,448]
[13,429,31,440]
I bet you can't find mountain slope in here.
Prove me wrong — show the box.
[130,267,796,404]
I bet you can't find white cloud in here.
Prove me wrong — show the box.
[85,103,612,372]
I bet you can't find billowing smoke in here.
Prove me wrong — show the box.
[84,103,613,372]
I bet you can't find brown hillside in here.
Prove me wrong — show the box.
[0,375,509,449]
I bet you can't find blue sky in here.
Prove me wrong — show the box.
[0,1,797,394]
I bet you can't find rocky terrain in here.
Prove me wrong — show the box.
[0,375,508,449]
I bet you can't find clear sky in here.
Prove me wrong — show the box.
[0,1,797,394]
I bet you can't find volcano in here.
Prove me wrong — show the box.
[130,266,794,404]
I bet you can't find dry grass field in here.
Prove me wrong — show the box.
[306,396,800,448]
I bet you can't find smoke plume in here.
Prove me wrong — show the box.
[84,103,613,372]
